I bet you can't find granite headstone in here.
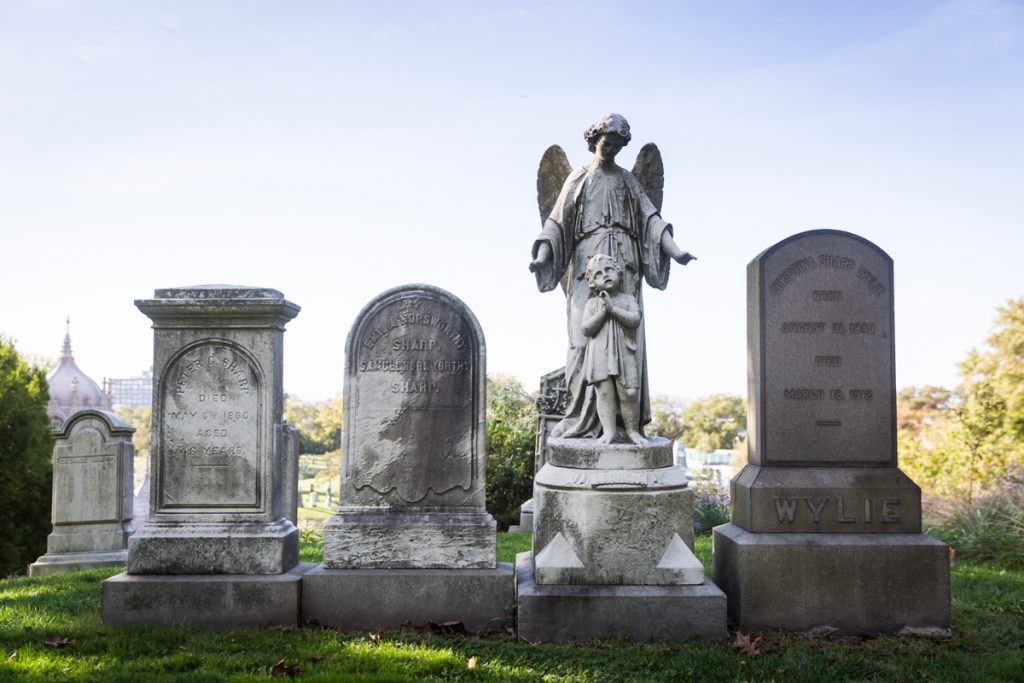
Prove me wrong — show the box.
[713,230,951,634]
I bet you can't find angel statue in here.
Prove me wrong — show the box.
[529,113,695,442]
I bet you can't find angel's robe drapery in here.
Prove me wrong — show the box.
[531,161,674,437]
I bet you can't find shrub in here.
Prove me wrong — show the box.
[485,375,536,530]
[924,471,1024,569]
[691,469,730,535]
[0,337,53,576]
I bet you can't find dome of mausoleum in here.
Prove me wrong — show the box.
[46,320,112,429]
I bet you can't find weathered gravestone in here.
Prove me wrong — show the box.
[713,230,951,634]
[102,286,310,629]
[303,284,513,632]
[29,410,134,576]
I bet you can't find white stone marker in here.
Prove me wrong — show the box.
[102,285,309,629]
[29,410,134,576]
[303,284,513,632]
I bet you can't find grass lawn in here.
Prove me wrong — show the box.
[0,534,1021,682]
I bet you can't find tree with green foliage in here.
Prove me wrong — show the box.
[284,394,342,455]
[114,405,151,457]
[680,393,745,452]
[0,337,54,576]
[899,298,1024,502]
[485,374,536,530]
[648,394,685,441]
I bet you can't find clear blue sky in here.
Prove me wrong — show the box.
[2,1,1022,402]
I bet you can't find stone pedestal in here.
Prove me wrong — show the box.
[102,563,313,629]
[516,553,725,643]
[532,437,702,586]
[102,286,305,628]
[30,411,134,577]
[303,564,515,633]
[712,230,951,634]
[519,436,724,642]
[324,509,496,569]
[714,525,950,634]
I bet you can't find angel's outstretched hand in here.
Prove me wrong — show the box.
[675,252,697,266]
[530,242,552,272]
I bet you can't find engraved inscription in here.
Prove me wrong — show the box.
[818,254,856,269]
[784,389,824,400]
[769,256,817,294]
[759,232,894,465]
[160,344,260,509]
[781,321,825,334]
[773,496,903,525]
[857,265,886,296]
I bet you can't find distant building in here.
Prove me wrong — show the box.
[104,369,153,409]
[46,320,112,429]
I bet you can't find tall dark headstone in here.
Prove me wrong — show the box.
[303,284,513,632]
[713,230,951,634]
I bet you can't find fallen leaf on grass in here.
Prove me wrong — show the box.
[43,637,75,648]
[467,656,478,670]
[7,651,17,660]
[268,659,303,677]
[733,632,762,657]
[369,632,381,646]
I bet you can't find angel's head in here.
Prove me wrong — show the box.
[584,113,632,155]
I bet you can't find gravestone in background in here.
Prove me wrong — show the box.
[508,366,566,533]
[102,286,309,629]
[29,410,134,576]
[713,230,951,634]
[303,284,513,632]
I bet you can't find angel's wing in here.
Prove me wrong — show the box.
[631,142,664,212]
[537,145,572,224]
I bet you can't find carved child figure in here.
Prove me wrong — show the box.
[574,253,645,445]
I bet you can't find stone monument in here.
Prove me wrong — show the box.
[102,286,309,629]
[713,230,951,634]
[29,410,134,576]
[517,114,726,642]
[303,284,514,632]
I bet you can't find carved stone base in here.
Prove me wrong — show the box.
[301,563,514,633]
[533,437,698,585]
[126,519,298,575]
[730,465,922,533]
[516,553,726,643]
[29,550,127,577]
[712,523,951,634]
[323,508,497,569]
[42,522,132,555]
[101,563,313,629]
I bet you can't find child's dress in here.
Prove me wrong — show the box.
[581,292,640,389]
